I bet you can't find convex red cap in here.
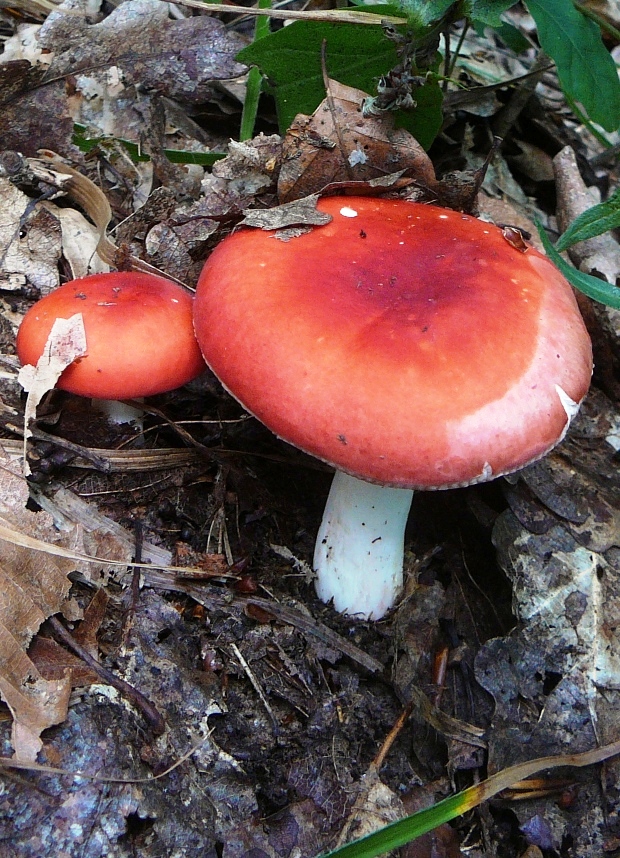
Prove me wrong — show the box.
[17,271,205,400]
[194,196,592,489]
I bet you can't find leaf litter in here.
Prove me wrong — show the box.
[0,2,620,856]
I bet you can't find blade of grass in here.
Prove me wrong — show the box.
[239,0,272,141]
[318,739,620,858]
[555,188,620,252]
[536,225,620,309]
[73,124,225,166]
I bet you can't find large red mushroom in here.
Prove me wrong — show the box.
[193,196,593,619]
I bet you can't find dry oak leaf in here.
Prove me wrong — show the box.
[278,80,439,203]
[40,0,247,106]
[0,456,76,761]
[0,60,76,158]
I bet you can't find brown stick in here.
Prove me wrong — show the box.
[49,616,165,735]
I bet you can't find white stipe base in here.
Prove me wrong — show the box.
[314,470,413,620]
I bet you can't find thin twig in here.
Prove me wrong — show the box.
[169,0,406,25]
[230,642,279,733]
[121,520,144,649]
[491,51,549,140]
[49,616,166,735]
[373,698,415,769]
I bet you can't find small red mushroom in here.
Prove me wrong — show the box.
[193,196,593,619]
[17,271,205,423]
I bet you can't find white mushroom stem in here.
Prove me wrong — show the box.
[92,398,145,428]
[313,470,414,620]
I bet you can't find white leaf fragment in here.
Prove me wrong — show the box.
[18,314,88,472]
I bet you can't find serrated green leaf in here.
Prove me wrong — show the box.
[537,224,620,309]
[555,189,620,252]
[237,18,443,147]
[526,0,620,131]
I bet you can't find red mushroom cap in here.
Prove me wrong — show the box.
[17,271,205,400]
[193,196,592,489]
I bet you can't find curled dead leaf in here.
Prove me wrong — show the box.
[278,79,439,203]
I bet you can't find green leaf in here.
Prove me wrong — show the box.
[395,0,518,29]
[395,0,455,30]
[319,740,620,858]
[238,19,399,131]
[473,18,531,53]
[525,0,620,131]
[318,787,478,858]
[237,17,443,147]
[555,188,620,252]
[537,224,620,309]
[466,0,519,27]
[394,76,444,149]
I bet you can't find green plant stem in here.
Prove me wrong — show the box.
[239,0,272,141]
[446,20,468,81]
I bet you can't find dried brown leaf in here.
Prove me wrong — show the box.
[334,769,405,849]
[240,194,332,230]
[34,0,246,156]
[0,458,76,759]
[174,550,230,580]
[30,152,185,281]
[28,636,99,686]
[41,0,247,103]
[0,631,72,762]
[278,80,438,203]
[51,206,109,280]
[0,177,62,292]
[0,60,76,157]
[72,588,109,658]
[212,136,282,198]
